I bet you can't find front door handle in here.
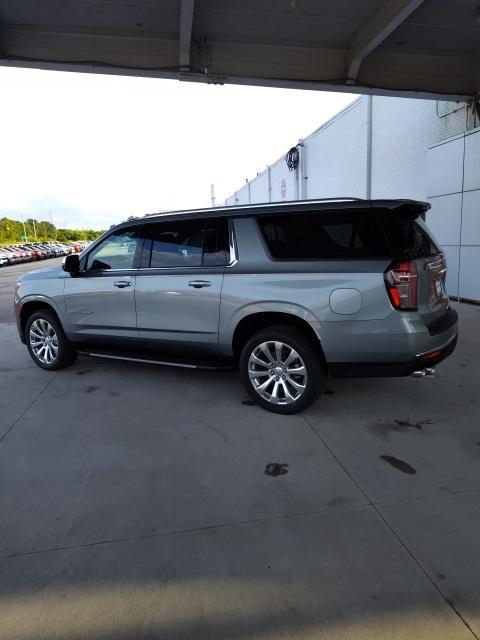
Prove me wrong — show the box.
[188,280,212,289]
[114,280,132,288]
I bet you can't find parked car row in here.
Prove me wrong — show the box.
[0,241,89,266]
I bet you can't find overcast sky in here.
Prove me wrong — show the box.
[0,67,354,229]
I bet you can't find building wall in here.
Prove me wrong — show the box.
[224,94,479,300]
[225,95,475,205]
[371,97,470,201]
[305,99,368,200]
[427,128,480,302]
[249,171,269,203]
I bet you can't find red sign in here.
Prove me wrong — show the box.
[281,178,287,199]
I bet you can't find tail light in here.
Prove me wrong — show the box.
[385,260,418,310]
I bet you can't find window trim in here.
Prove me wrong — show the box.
[78,217,236,274]
[226,218,238,267]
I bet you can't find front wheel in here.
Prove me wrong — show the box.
[25,310,77,370]
[239,325,326,414]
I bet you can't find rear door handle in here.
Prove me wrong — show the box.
[114,280,132,288]
[188,280,212,289]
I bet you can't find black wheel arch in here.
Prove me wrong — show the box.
[232,311,327,369]
[20,301,61,337]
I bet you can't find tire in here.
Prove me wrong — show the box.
[25,309,77,371]
[239,324,326,414]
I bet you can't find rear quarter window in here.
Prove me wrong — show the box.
[258,211,391,260]
[379,215,440,258]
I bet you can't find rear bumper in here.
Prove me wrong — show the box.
[323,307,459,378]
[330,330,458,378]
[427,307,458,336]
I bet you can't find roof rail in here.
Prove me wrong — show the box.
[143,197,366,218]
[306,197,365,202]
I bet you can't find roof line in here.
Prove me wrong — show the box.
[122,198,429,225]
[143,197,366,218]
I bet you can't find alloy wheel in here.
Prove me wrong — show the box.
[248,340,307,405]
[29,319,59,365]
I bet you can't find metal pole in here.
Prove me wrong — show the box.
[210,184,216,207]
[32,218,38,240]
[20,215,27,242]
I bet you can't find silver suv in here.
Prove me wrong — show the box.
[14,199,458,414]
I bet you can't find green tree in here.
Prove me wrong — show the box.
[0,215,104,245]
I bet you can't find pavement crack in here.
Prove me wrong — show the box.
[0,502,369,561]
[0,373,58,445]
[60,446,99,548]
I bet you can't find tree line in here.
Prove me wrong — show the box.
[0,217,104,244]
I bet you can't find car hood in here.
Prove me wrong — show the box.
[19,264,66,281]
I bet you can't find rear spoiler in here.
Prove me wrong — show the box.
[369,200,430,219]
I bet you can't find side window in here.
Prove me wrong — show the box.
[142,218,229,268]
[258,211,391,260]
[148,219,205,268]
[86,228,143,270]
[203,219,228,266]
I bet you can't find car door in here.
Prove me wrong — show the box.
[135,217,227,356]
[63,226,143,340]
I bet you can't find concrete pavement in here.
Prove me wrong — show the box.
[0,299,479,639]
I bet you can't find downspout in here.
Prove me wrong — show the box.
[297,140,307,200]
[366,95,373,199]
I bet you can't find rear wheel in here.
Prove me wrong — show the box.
[25,310,77,370]
[239,324,325,414]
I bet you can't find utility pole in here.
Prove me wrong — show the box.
[20,215,27,242]
[32,218,38,240]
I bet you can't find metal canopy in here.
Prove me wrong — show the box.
[0,0,479,101]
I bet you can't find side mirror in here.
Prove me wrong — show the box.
[63,253,80,274]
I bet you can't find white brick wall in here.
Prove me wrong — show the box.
[249,171,269,203]
[305,99,367,199]
[371,97,468,201]
[224,94,479,300]
[428,128,480,302]
[226,95,471,205]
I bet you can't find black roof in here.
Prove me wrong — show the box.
[116,198,431,229]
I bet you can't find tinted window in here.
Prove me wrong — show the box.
[380,215,439,258]
[142,218,229,268]
[147,219,205,268]
[86,228,142,270]
[203,219,229,266]
[259,211,391,260]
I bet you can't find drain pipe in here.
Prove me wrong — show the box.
[297,140,307,200]
[366,95,373,199]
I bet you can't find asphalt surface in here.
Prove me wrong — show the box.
[0,257,64,323]
[0,268,479,639]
